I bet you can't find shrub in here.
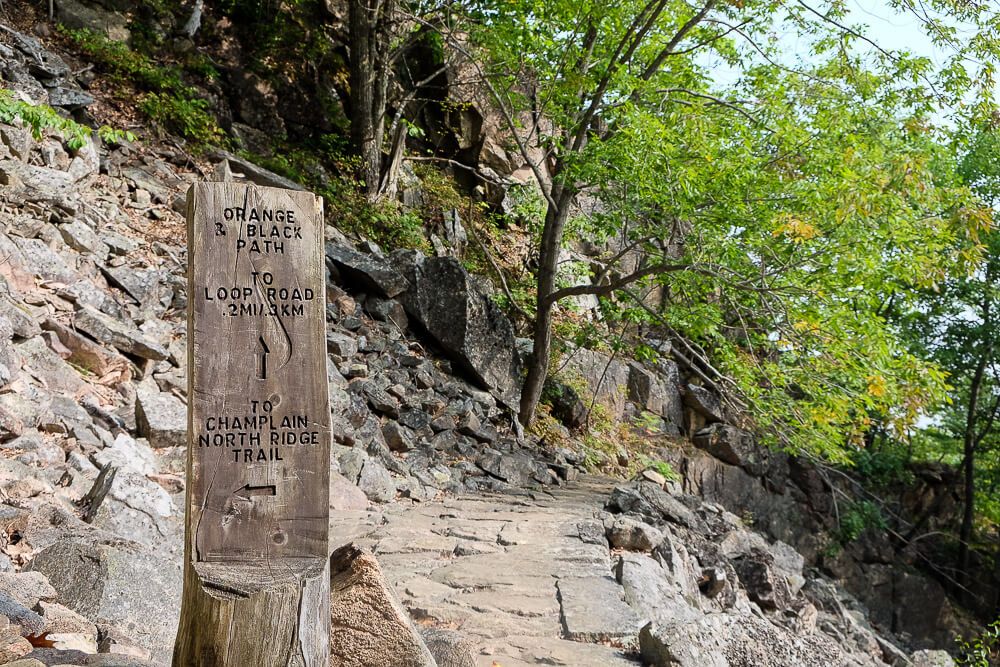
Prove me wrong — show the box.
[836,500,888,544]
[61,27,223,145]
[852,446,915,488]
[0,89,134,149]
[957,619,1000,667]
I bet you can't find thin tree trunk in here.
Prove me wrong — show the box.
[958,442,976,594]
[519,186,572,425]
[992,524,1000,618]
[348,0,389,199]
[181,0,204,38]
[959,274,994,593]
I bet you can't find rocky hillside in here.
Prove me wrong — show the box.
[0,14,978,667]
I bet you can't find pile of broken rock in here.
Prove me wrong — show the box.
[604,476,957,667]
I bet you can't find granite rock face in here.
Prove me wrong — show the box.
[329,544,438,667]
[25,540,182,663]
[326,244,525,409]
[408,256,523,409]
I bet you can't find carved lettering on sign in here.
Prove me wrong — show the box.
[185,182,330,563]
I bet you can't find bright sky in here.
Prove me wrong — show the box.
[706,0,976,92]
[848,0,941,56]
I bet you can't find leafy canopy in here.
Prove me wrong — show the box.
[462,0,999,459]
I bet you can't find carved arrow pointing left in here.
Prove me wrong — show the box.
[233,484,277,500]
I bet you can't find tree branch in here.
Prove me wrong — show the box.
[636,0,719,82]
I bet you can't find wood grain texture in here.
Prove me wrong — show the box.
[174,182,331,667]
[173,559,330,667]
[185,181,330,562]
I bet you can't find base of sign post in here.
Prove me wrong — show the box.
[172,557,330,667]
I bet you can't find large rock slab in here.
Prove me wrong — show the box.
[207,150,307,191]
[409,256,522,408]
[731,547,792,612]
[682,384,724,423]
[58,220,109,261]
[329,544,438,667]
[692,423,757,469]
[556,576,644,644]
[639,612,849,667]
[101,266,172,317]
[13,237,77,284]
[73,306,168,361]
[328,245,522,406]
[24,539,181,663]
[40,319,123,376]
[16,337,88,395]
[326,243,408,298]
[616,553,701,628]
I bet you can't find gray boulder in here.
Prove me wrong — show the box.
[683,384,724,422]
[606,482,696,528]
[911,650,955,667]
[731,547,792,611]
[357,457,396,503]
[25,539,182,663]
[134,380,186,449]
[476,448,550,487]
[73,306,168,361]
[0,591,45,637]
[608,516,663,552]
[616,553,701,626]
[692,423,756,469]
[55,0,130,41]
[407,257,522,408]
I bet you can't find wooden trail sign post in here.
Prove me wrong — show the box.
[173,183,331,666]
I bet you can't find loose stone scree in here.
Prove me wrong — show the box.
[173,183,332,666]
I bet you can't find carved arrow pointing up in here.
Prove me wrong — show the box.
[257,336,270,380]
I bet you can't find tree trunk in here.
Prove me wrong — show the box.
[349,0,392,200]
[173,559,330,667]
[519,187,572,425]
[992,524,1000,618]
[958,444,975,596]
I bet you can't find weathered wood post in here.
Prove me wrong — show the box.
[173,182,331,666]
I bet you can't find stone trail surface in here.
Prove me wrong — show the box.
[331,477,643,667]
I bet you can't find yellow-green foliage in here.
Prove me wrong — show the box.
[638,457,680,483]
[0,89,133,149]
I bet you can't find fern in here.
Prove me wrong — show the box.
[0,88,134,150]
